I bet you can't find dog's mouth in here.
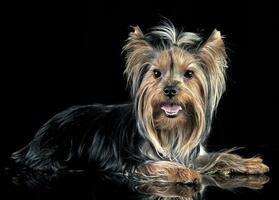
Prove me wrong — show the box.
[161,103,182,118]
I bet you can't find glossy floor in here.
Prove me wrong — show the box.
[0,148,277,200]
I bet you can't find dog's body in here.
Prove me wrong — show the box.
[11,103,201,172]
[12,104,139,172]
[12,21,269,183]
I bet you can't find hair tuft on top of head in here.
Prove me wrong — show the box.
[144,20,201,50]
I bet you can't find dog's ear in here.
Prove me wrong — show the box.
[123,26,153,96]
[201,30,225,52]
[199,29,227,69]
[129,26,144,40]
[198,29,227,111]
[123,25,151,53]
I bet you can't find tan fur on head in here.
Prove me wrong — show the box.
[123,21,227,164]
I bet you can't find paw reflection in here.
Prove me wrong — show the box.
[4,169,270,200]
[202,174,270,190]
[134,174,270,199]
[136,182,201,198]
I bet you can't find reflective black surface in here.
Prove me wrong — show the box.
[1,147,277,200]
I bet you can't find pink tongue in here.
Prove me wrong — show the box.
[161,105,182,115]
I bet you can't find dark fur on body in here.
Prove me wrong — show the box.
[12,104,201,172]
[12,104,143,172]
[12,21,269,183]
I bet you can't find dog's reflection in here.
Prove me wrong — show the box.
[134,174,269,199]
[5,168,269,200]
[202,174,270,190]
[136,182,201,198]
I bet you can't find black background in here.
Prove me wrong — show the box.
[1,0,278,199]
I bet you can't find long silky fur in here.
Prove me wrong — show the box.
[12,21,228,174]
[123,21,227,165]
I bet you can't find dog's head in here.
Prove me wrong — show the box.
[123,21,227,160]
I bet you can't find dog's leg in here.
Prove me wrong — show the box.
[195,152,269,175]
[136,161,201,184]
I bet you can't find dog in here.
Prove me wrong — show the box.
[12,21,269,184]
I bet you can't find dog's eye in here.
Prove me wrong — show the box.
[184,70,194,80]
[153,69,162,79]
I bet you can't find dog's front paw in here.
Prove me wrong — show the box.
[175,168,202,185]
[241,158,269,174]
[209,154,270,175]
[136,161,201,184]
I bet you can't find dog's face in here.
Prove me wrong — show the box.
[144,48,204,130]
[123,22,227,159]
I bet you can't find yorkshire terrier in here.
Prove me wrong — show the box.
[12,21,269,184]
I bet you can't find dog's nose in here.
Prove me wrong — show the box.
[164,86,178,98]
